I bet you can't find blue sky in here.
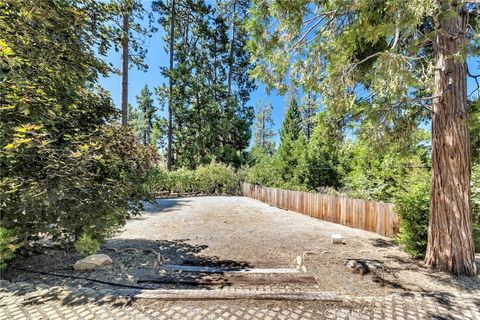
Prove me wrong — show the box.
[98,1,287,136]
[98,1,479,143]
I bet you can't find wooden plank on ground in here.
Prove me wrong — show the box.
[132,288,341,301]
[159,265,301,274]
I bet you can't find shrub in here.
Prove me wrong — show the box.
[169,168,197,193]
[143,162,241,195]
[74,233,100,256]
[245,153,284,188]
[395,177,430,258]
[1,126,156,247]
[144,166,171,194]
[195,162,240,194]
[395,166,480,257]
[0,227,21,270]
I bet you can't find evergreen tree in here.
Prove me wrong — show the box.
[300,93,317,140]
[247,0,480,275]
[305,111,344,190]
[137,85,156,145]
[153,0,255,169]
[276,97,305,185]
[127,103,143,141]
[252,101,275,154]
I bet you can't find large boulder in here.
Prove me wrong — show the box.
[73,254,112,271]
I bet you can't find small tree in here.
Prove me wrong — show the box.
[253,101,276,154]
[276,97,305,184]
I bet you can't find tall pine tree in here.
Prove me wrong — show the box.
[153,0,255,168]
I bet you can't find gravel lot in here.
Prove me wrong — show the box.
[5,196,480,297]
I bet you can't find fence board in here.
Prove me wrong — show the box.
[241,182,397,237]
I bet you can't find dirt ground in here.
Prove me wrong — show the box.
[5,196,480,296]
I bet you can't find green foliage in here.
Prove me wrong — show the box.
[194,162,241,194]
[144,162,242,195]
[395,176,430,258]
[252,101,276,154]
[0,0,156,248]
[395,165,480,257]
[74,233,101,256]
[0,227,20,270]
[279,98,302,142]
[341,122,430,202]
[153,0,256,169]
[169,168,197,193]
[245,148,284,187]
[128,85,159,146]
[305,111,344,190]
[276,98,308,187]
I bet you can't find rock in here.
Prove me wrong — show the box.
[73,254,113,271]
[331,234,343,244]
[345,259,369,275]
[353,263,368,275]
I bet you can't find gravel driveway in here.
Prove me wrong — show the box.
[3,195,480,319]
[5,196,480,296]
[110,196,480,296]
[116,196,383,268]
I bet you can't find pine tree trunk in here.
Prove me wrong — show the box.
[167,0,176,171]
[227,0,237,96]
[121,10,129,126]
[425,1,476,276]
[143,105,148,146]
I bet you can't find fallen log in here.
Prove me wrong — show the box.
[159,264,302,273]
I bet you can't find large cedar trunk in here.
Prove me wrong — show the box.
[425,1,476,276]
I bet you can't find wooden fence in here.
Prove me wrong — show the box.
[241,182,399,237]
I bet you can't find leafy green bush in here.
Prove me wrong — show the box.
[245,151,284,188]
[395,177,430,258]
[0,227,21,270]
[1,125,156,247]
[74,233,100,256]
[169,168,197,193]
[195,162,240,194]
[143,162,241,195]
[395,166,480,257]
[144,166,171,194]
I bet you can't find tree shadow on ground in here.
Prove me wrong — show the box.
[370,238,396,248]
[139,197,192,214]
[361,252,480,312]
[2,238,254,307]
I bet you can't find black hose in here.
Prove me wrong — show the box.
[11,267,149,290]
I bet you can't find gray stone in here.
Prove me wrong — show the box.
[73,254,113,271]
